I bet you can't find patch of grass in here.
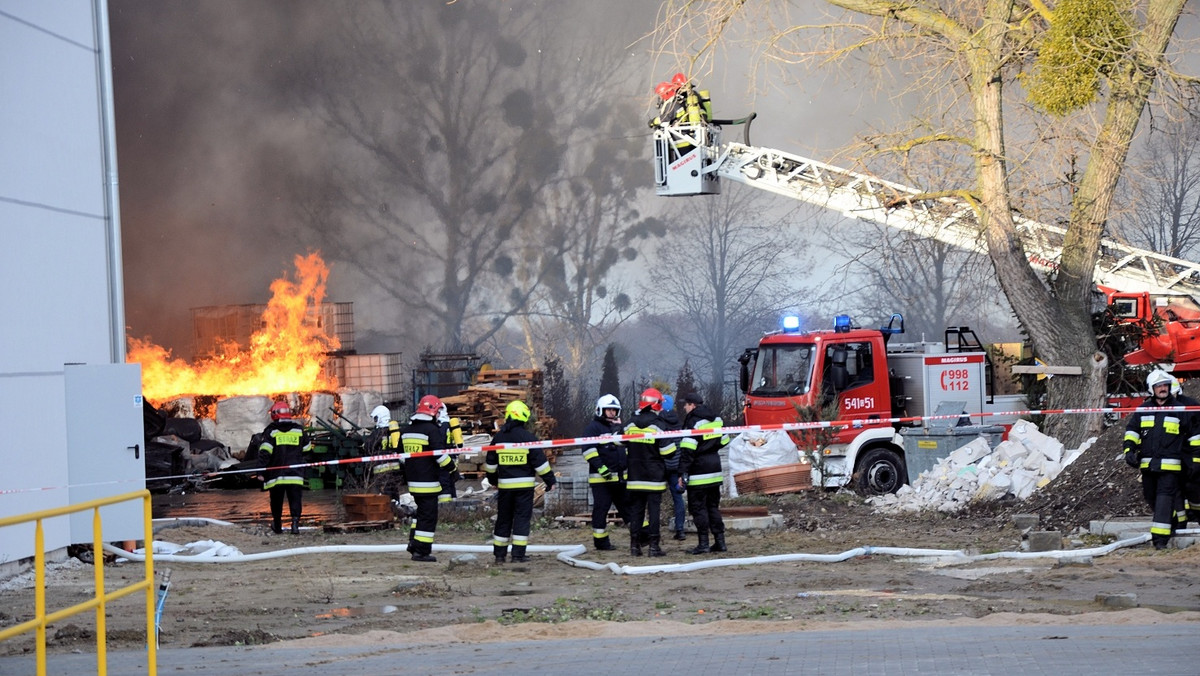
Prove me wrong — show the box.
[727,605,776,619]
[497,596,627,625]
[654,600,675,610]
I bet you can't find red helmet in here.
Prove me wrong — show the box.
[655,81,677,101]
[640,387,663,412]
[671,72,688,86]
[269,400,292,421]
[415,395,443,418]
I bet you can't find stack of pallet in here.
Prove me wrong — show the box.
[440,368,559,463]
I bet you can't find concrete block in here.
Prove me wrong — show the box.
[725,514,785,531]
[1095,593,1137,609]
[1027,531,1063,552]
[1170,535,1197,550]
[1012,513,1040,530]
[1089,518,1150,536]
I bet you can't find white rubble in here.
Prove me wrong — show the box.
[868,419,1094,514]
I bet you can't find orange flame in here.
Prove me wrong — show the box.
[128,252,341,401]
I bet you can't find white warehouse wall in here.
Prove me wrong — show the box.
[0,0,136,565]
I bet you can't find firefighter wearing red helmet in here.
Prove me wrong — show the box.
[398,394,453,562]
[257,400,312,534]
[622,387,676,557]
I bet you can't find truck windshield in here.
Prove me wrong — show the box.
[750,344,815,396]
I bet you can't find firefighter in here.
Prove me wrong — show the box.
[367,405,404,501]
[623,388,676,557]
[484,400,556,563]
[679,392,731,554]
[659,393,688,541]
[257,400,312,535]
[581,394,631,551]
[1123,369,1196,549]
[1170,377,1200,527]
[436,404,463,505]
[399,395,454,562]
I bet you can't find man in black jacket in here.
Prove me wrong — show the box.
[257,401,311,534]
[1124,370,1195,549]
[679,393,731,554]
[623,388,676,557]
[399,395,454,562]
[485,400,556,563]
[581,394,630,551]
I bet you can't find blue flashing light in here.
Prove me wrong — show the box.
[781,315,801,332]
[833,314,853,333]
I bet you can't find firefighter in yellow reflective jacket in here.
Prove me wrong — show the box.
[257,401,312,534]
[399,395,454,562]
[679,393,731,555]
[1123,370,1198,549]
[368,405,404,501]
[623,388,676,557]
[484,400,556,563]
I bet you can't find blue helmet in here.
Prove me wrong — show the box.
[661,394,674,411]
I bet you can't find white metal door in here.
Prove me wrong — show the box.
[65,363,145,543]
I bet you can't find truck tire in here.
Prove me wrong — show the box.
[854,447,906,496]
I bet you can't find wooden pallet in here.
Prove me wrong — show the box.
[322,520,394,533]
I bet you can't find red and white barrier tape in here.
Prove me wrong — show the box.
[2,403,1190,496]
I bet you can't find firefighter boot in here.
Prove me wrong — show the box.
[710,532,727,552]
[271,516,282,535]
[594,535,615,551]
[648,536,666,557]
[410,544,437,563]
[290,517,300,535]
[630,535,643,557]
[493,544,507,564]
[689,532,710,555]
[510,545,530,563]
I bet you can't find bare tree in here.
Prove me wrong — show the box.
[654,0,1192,445]
[829,222,1010,341]
[648,185,808,409]
[294,2,567,350]
[1117,111,1200,259]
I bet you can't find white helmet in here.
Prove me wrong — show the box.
[437,403,451,426]
[595,394,621,418]
[370,405,391,428]
[1146,369,1175,390]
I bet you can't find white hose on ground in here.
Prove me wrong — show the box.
[102,519,1179,574]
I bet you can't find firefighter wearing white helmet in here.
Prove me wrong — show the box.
[1123,368,1197,549]
[580,394,631,551]
[366,405,404,502]
[483,400,556,563]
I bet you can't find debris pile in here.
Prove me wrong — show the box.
[441,368,556,441]
[869,420,1094,513]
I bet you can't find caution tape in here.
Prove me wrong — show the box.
[2,403,1192,496]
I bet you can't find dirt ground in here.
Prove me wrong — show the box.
[3,406,1199,656]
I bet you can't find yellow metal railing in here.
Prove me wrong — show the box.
[0,490,156,676]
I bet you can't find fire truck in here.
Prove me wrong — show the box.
[652,103,1200,493]
[737,312,1011,494]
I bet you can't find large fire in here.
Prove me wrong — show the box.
[128,252,341,402]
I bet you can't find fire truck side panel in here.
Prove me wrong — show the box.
[922,353,987,423]
[885,352,927,419]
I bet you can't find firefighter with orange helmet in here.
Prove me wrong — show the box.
[484,400,556,563]
[398,394,453,562]
[622,387,676,557]
[257,400,312,534]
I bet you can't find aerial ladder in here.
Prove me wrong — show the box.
[652,115,1200,374]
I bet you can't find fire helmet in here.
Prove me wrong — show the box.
[671,72,688,86]
[595,394,621,418]
[370,405,391,428]
[437,403,451,426]
[505,400,531,423]
[269,400,292,421]
[415,395,443,418]
[640,387,663,412]
[1147,369,1175,390]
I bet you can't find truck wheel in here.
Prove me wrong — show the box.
[854,448,906,496]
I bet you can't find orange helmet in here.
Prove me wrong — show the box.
[269,400,292,421]
[640,387,663,412]
[415,395,443,418]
